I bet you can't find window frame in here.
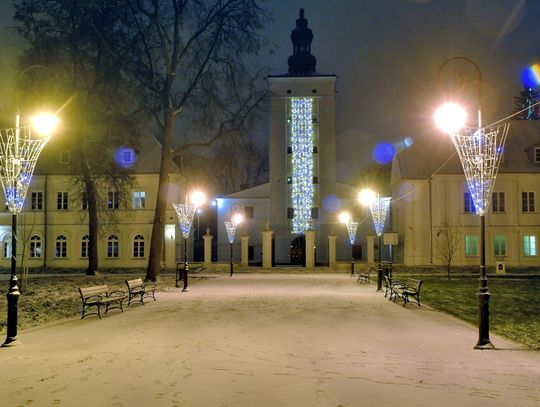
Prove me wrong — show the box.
[522,191,535,213]
[133,234,145,258]
[81,235,89,258]
[107,235,119,258]
[31,191,43,211]
[493,235,507,257]
[491,191,505,213]
[133,191,146,209]
[57,192,68,210]
[29,235,42,259]
[55,235,67,258]
[523,235,537,257]
[108,191,119,210]
[464,192,476,214]
[465,235,478,257]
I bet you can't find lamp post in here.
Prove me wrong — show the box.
[359,189,391,292]
[172,190,205,292]
[339,212,358,276]
[435,57,510,349]
[225,213,243,276]
[1,112,59,347]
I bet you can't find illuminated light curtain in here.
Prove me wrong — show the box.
[346,221,358,245]
[172,203,197,239]
[449,124,510,215]
[290,97,314,234]
[370,197,391,237]
[0,126,51,213]
[224,221,237,244]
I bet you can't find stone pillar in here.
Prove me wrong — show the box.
[203,228,213,267]
[327,235,337,269]
[261,230,273,269]
[240,235,249,267]
[366,234,375,265]
[305,230,316,269]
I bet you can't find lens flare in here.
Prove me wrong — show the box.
[114,147,136,169]
[372,142,395,164]
[521,64,540,89]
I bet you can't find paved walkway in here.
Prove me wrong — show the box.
[1,274,539,406]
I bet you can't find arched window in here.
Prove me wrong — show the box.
[29,235,42,258]
[133,235,145,258]
[107,235,119,258]
[56,235,67,258]
[81,235,89,258]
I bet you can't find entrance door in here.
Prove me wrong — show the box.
[290,235,306,266]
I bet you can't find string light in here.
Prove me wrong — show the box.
[449,124,510,215]
[172,203,197,239]
[370,196,391,237]
[345,221,358,245]
[290,97,314,234]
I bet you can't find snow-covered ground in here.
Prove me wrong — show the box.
[1,274,539,406]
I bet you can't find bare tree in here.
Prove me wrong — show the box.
[14,0,145,275]
[118,0,270,281]
[436,223,461,280]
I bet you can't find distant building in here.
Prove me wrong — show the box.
[391,120,540,268]
[216,9,365,266]
[0,134,182,270]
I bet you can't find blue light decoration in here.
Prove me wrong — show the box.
[114,146,136,169]
[373,142,395,164]
[370,196,391,237]
[345,220,358,245]
[224,221,238,244]
[449,125,510,215]
[290,98,314,234]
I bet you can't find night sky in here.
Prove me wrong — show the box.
[1,0,540,182]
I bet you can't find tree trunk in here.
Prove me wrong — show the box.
[146,108,175,282]
[79,146,99,276]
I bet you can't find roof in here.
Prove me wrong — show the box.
[393,120,540,180]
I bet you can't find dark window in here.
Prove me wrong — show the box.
[522,191,535,212]
[535,147,540,163]
[287,146,292,154]
[312,117,318,123]
[82,192,88,210]
[287,207,294,219]
[57,192,68,210]
[492,192,505,213]
[108,191,119,210]
[311,207,319,219]
[244,206,254,219]
[31,192,43,210]
[248,245,254,261]
[313,146,318,154]
[313,176,318,184]
[464,192,475,213]
[287,176,292,184]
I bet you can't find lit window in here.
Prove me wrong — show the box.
[107,235,119,258]
[55,235,67,258]
[523,235,536,256]
[464,192,475,213]
[492,192,505,213]
[108,191,119,210]
[57,192,68,210]
[31,192,43,210]
[30,235,42,258]
[133,235,145,258]
[522,192,535,213]
[494,236,506,256]
[3,239,11,259]
[465,235,477,256]
[81,235,89,258]
[133,191,146,209]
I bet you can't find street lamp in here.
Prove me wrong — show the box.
[359,188,391,292]
[339,211,358,277]
[435,57,510,349]
[0,112,59,347]
[172,190,206,292]
[225,213,243,277]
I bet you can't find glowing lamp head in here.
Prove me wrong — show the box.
[359,189,376,207]
[434,102,467,134]
[338,212,351,224]
[31,112,60,136]
[190,190,206,207]
[232,213,244,226]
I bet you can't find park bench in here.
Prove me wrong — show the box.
[383,275,405,301]
[357,267,375,284]
[78,285,126,319]
[125,278,158,305]
[394,278,423,306]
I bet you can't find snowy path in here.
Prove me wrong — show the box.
[1,273,539,407]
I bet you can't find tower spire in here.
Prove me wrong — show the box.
[287,8,317,76]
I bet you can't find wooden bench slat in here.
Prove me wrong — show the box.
[78,284,125,319]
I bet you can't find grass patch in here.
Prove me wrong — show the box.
[399,274,540,350]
